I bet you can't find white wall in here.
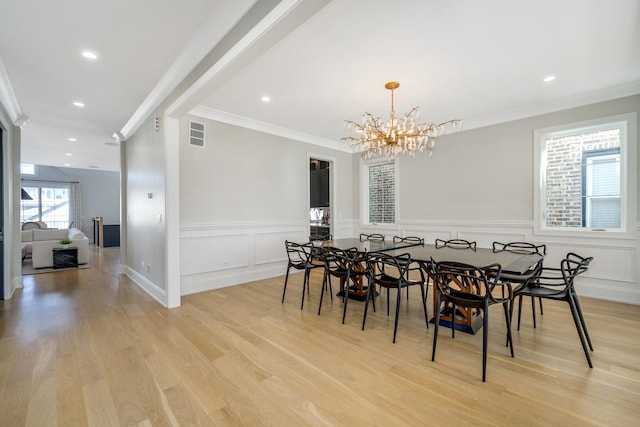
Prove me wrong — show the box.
[359,95,640,304]
[124,115,168,305]
[178,115,356,295]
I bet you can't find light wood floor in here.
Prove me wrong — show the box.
[1,247,639,426]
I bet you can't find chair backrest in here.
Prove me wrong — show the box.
[393,235,424,245]
[529,252,593,291]
[435,238,477,251]
[433,260,504,301]
[366,251,411,285]
[492,241,546,256]
[322,246,362,272]
[285,240,313,265]
[360,233,385,242]
[562,252,593,285]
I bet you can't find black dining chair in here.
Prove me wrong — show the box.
[360,233,385,242]
[513,252,594,367]
[435,238,477,250]
[282,240,323,309]
[492,241,546,328]
[431,260,514,382]
[362,251,429,343]
[318,246,368,323]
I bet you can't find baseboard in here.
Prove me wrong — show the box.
[181,263,284,296]
[124,265,168,307]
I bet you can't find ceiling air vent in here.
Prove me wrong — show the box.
[189,121,205,148]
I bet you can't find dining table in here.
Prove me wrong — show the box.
[386,245,543,333]
[321,238,543,333]
[318,237,423,299]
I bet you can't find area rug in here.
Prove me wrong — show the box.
[22,258,91,275]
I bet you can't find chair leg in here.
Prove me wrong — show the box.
[386,288,390,315]
[503,302,514,357]
[538,297,544,315]
[482,303,489,382]
[432,293,442,362]
[420,284,429,330]
[361,277,374,331]
[571,292,593,351]
[282,266,291,303]
[318,270,328,315]
[517,295,524,331]
[530,296,537,328]
[567,296,593,368]
[342,272,352,324]
[451,302,456,339]
[392,286,402,343]
[300,268,310,310]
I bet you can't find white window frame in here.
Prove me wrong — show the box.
[533,112,637,238]
[360,158,399,226]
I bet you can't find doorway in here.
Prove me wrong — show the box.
[309,157,331,238]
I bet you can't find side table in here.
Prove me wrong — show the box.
[52,247,78,269]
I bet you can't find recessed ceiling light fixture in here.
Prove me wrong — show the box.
[543,75,556,82]
[82,50,97,60]
[65,153,73,156]
[73,101,85,107]
[64,163,71,167]
[67,137,77,142]
[261,95,271,102]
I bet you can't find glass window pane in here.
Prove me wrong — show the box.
[368,162,395,224]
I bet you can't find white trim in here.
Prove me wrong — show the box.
[307,152,338,236]
[190,106,347,152]
[124,265,168,307]
[0,57,27,126]
[462,80,640,132]
[118,1,257,139]
[533,112,637,239]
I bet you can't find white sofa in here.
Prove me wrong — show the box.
[22,228,90,268]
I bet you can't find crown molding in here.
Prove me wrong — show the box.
[0,56,28,126]
[189,105,349,152]
[461,80,640,131]
[118,0,259,140]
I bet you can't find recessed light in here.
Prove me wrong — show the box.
[543,75,556,82]
[261,95,271,102]
[64,163,71,167]
[65,153,73,156]
[82,50,97,60]
[68,137,77,142]
[73,101,85,107]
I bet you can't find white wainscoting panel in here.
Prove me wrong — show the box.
[181,233,249,275]
[180,222,308,296]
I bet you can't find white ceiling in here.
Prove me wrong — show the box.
[2,0,639,172]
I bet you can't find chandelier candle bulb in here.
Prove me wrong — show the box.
[342,81,460,159]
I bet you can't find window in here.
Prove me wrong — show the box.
[534,113,636,236]
[361,159,397,224]
[20,184,71,229]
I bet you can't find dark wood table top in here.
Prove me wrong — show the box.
[320,238,420,253]
[319,239,541,275]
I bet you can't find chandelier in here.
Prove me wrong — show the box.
[342,81,461,159]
